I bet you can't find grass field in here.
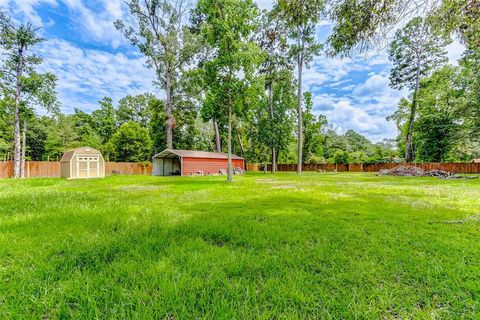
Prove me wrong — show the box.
[1,173,479,319]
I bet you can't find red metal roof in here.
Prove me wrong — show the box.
[153,149,243,160]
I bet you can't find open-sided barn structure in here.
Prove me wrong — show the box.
[152,149,245,176]
[61,147,105,179]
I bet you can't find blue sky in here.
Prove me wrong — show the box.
[1,0,465,142]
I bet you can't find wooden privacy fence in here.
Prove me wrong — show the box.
[3,161,480,178]
[257,162,480,174]
[0,161,152,179]
[105,162,152,176]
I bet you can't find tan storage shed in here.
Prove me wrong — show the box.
[60,147,105,179]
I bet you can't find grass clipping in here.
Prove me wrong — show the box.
[377,165,479,179]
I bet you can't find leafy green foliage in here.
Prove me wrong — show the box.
[91,97,118,143]
[44,114,81,160]
[389,62,480,162]
[107,121,152,162]
[116,0,201,149]
[194,0,263,181]
[327,0,401,55]
[433,0,480,49]
[388,17,450,91]
[302,92,327,163]
[117,93,155,127]
[388,16,450,162]
[277,0,325,172]
[0,11,58,176]
[327,0,478,57]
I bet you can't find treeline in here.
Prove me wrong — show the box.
[0,92,397,164]
[1,1,478,179]
[387,16,480,162]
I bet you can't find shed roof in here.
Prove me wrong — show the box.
[60,147,102,162]
[153,149,243,160]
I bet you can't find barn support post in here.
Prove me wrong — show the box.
[180,157,183,176]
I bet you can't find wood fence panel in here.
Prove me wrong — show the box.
[2,161,480,178]
[348,163,363,172]
[0,161,13,178]
[0,161,153,178]
[250,162,480,174]
[26,161,61,178]
[105,162,152,176]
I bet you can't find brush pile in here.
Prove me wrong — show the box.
[377,166,457,179]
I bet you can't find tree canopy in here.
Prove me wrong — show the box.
[0,1,478,175]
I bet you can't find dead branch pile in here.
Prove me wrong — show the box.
[378,166,426,177]
[377,166,478,179]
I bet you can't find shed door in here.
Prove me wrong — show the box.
[76,156,100,178]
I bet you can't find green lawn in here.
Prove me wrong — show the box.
[1,173,479,319]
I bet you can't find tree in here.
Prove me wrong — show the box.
[19,72,58,175]
[459,48,480,144]
[0,97,12,160]
[388,16,450,162]
[277,0,325,174]
[116,0,199,149]
[0,13,58,177]
[108,121,152,162]
[44,114,81,160]
[433,0,480,49]
[91,97,118,143]
[326,0,477,55]
[194,0,263,182]
[0,12,49,177]
[117,93,156,127]
[25,115,50,161]
[414,66,463,162]
[387,62,479,162]
[302,91,327,163]
[72,109,103,151]
[257,7,291,172]
[250,68,296,167]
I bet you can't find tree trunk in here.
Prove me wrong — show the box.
[20,116,27,178]
[236,128,245,160]
[296,54,304,175]
[227,97,233,183]
[405,59,421,162]
[13,46,24,179]
[405,93,418,163]
[213,118,221,152]
[165,69,174,149]
[268,80,276,173]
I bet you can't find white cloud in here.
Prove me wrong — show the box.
[35,39,155,113]
[305,55,405,141]
[255,0,272,10]
[1,0,58,26]
[352,73,389,97]
[321,99,397,141]
[446,39,465,66]
[61,0,127,48]
[2,0,127,47]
